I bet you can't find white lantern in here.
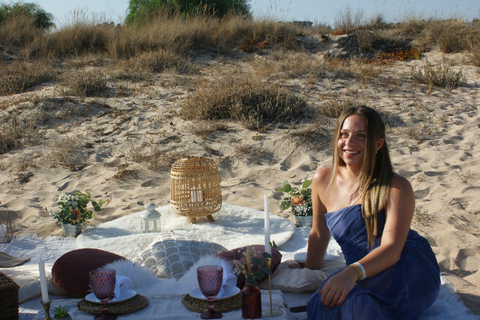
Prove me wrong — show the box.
[140,203,161,233]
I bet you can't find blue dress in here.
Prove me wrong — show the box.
[307,204,440,320]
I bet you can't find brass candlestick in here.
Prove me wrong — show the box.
[262,257,284,317]
[42,301,53,320]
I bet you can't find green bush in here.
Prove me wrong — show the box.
[126,0,250,26]
[0,2,54,30]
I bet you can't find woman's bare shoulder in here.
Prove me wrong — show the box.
[312,167,333,189]
[390,173,413,192]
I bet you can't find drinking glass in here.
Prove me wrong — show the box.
[89,268,117,320]
[197,265,223,319]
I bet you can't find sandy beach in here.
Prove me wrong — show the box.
[1,33,479,315]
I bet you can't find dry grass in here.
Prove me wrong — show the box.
[61,69,108,97]
[0,60,57,96]
[120,50,197,74]
[180,74,308,129]
[47,135,87,170]
[411,60,466,89]
[318,99,356,118]
[190,121,229,139]
[0,109,43,154]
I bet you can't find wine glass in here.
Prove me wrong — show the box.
[89,268,117,320]
[197,265,223,319]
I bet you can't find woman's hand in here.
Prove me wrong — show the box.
[318,266,357,308]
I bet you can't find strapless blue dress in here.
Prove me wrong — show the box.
[306,204,440,320]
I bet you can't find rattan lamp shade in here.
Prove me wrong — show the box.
[170,157,222,223]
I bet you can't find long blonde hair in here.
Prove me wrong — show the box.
[330,106,393,247]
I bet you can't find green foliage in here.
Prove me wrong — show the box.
[125,0,251,25]
[52,305,69,318]
[276,180,312,216]
[45,191,109,228]
[0,2,54,31]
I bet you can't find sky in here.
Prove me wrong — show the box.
[30,0,480,28]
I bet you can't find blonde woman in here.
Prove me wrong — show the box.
[306,106,440,319]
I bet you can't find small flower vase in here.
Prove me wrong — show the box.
[242,284,262,319]
[295,215,313,227]
[62,223,82,237]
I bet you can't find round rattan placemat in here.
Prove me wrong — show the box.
[78,294,149,315]
[182,291,241,313]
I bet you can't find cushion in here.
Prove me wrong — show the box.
[216,244,282,286]
[258,259,345,292]
[133,231,227,279]
[1,263,67,303]
[52,248,127,298]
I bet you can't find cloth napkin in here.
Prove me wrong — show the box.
[111,275,131,302]
[216,261,237,299]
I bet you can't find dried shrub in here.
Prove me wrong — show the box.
[190,121,229,139]
[180,75,308,129]
[0,60,57,96]
[411,61,466,89]
[122,49,197,74]
[62,69,108,97]
[47,135,87,170]
[0,108,43,154]
[318,99,355,118]
[376,47,420,61]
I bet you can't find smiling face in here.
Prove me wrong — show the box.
[337,114,367,171]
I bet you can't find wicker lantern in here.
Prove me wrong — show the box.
[170,157,222,223]
[0,211,13,244]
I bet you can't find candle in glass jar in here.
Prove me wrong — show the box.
[38,258,49,304]
[264,194,271,255]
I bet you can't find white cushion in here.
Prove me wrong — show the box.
[133,231,227,279]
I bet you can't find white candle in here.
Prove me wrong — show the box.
[38,258,49,304]
[264,194,271,255]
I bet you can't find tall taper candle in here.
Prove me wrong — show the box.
[264,194,271,255]
[38,258,49,304]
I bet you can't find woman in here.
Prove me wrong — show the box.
[306,106,440,319]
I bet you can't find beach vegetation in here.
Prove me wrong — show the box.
[125,0,251,26]
[180,75,308,129]
[0,2,54,30]
[411,60,466,90]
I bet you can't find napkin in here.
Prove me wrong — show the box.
[111,275,131,302]
[216,261,237,299]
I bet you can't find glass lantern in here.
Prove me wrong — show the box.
[140,203,161,233]
[0,211,13,243]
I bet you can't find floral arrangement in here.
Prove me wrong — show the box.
[233,246,272,286]
[45,191,108,228]
[276,179,312,216]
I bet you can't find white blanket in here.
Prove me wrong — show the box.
[1,204,478,320]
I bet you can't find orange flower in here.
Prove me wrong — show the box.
[69,208,81,224]
[292,195,304,206]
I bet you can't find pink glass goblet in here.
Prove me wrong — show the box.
[89,268,117,320]
[197,265,223,319]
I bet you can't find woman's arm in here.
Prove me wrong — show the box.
[320,174,415,307]
[305,168,331,270]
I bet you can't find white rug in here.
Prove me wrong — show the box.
[76,203,296,260]
[1,204,479,320]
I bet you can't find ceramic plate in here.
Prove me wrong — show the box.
[189,285,240,301]
[85,289,137,304]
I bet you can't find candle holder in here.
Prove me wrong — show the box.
[41,301,53,320]
[262,258,284,317]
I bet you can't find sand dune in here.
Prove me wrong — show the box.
[0,36,479,314]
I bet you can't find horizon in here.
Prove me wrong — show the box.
[30,0,480,28]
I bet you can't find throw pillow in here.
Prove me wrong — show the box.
[52,248,127,298]
[133,231,227,279]
[216,244,282,286]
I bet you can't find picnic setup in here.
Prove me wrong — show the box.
[0,156,478,320]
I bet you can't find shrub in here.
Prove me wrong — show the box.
[411,61,466,89]
[125,0,251,26]
[180,75,308,128]
[0,60,57,96]
[0,2,54,30]
[62,70,108,97]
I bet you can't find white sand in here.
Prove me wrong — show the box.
[0,37,479,314]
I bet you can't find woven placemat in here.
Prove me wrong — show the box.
[182,291,241,313]
[78,294,149,315]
